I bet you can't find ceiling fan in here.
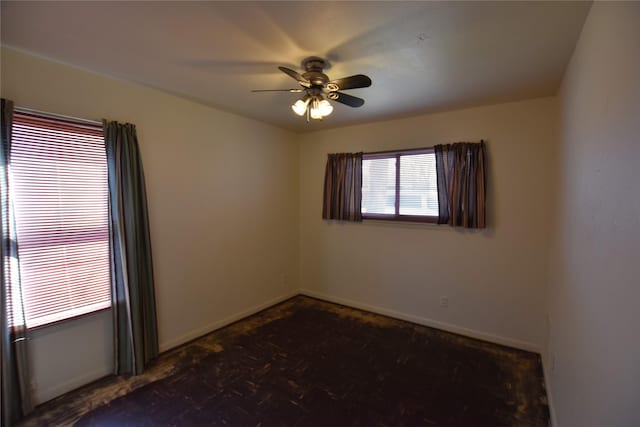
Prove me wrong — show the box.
[252,56,372,122]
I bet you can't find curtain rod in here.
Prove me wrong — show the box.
[15,106,102,127]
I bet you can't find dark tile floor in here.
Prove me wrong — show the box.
[21,296,549,426]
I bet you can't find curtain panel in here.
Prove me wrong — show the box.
[104,120,158,376]
[322,153,363,222]
[434,141,486,228]
[1,99,33,426]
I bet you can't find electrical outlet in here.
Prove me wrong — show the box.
[440,297,449,308]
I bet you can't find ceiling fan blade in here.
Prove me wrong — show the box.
[327,74,372,91]
[251,89,304,93]
[329,92,365,108]
[278,66,311,87]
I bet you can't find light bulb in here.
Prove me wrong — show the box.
[310,108,323,120]
[291,99,308,116]
[309,98,323,119]
[317,99,333,117]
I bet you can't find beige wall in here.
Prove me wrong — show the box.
[299,97,557,351]
[1,47,300,403]
[548,3,640,426]
[9,6,639,418]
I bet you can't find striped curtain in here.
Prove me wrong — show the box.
[322,153,363,222]
[1,99,33,426]
[104,120,158,376]
[434,141,486,228]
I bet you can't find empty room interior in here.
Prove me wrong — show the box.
[1,1,638,426]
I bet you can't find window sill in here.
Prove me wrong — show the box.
[26,306,112,333]
[362,214,438,224]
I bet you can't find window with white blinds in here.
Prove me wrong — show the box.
[361,149,438,222]
[10,112,111,328]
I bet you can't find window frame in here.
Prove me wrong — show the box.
[10,108,112,330]
[361,147,438,224]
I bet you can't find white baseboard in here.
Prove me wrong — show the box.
[34,289,545,408]
[162,289,541,355]
[541,356,558,427]
[299,289,541,353]
[159,291,298,352]
[34,366,112,405]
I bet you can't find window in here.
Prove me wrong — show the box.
[361,148,438,222]
[10,111,111,328]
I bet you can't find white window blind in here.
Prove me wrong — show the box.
[10,112,111,328]
[362,150,439,221]
[399,153,438,216]
[361,157,396,215]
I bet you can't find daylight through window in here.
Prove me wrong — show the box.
[10,112,111,328]
[361,149,438,222]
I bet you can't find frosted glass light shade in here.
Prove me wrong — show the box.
[291,99,309,116]
[317,99,333,116]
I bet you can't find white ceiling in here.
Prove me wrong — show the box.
[1,1,591,132]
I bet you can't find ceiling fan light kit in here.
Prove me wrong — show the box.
[292,95,334,121]
[253,56,371,123]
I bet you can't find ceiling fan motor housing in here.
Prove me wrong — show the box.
[302,56,330,87]
[302,56,327,72]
